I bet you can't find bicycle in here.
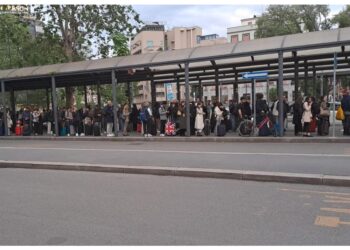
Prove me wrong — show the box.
[238,116,254,137]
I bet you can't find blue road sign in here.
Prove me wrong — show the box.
[242,71,268,79]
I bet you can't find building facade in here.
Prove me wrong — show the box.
[132,23,228,105]
[227,16,258,43]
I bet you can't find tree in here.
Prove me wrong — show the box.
[0,13,66,70]
[256,5,331,38]
[33,5,142,107]
[332,5,350,28]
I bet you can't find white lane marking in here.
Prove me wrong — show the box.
[0,146,349,158]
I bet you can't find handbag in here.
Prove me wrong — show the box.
[336,106,345,121]
[320,108,330,117]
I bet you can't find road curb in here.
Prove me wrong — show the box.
[0,136,350,143]
[1,160,350,187]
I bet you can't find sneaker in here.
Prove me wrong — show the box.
[67,134,70,136]
[148,134,152,137]
[160,134,165,137]
[80,133,85,136]
[144,134,148,137]
[76,133,79,137]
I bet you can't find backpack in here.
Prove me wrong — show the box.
[272,101,279,116]
[140,109,148,122]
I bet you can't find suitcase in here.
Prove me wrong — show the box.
[203,119,210,136]
[84,124,92,136]
[217,124,226,137]
[318,118,329,136]
[309,117,317,133]
[69,125,75,135]
[93,123,101,136]
[15,125,23,136]
[149,119,157,136]
[60,127,67,136]
[165,121,176,136]
[23,124,31,136]
[137,122,142,133]
[257,116,271,136]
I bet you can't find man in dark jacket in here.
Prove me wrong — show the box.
[341,89,350,135]
[103,101,114,136]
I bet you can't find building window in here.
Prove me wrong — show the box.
[248,21,252,25]
[146,40,153,48]
[242,33,250,42]
[230,35,238,43]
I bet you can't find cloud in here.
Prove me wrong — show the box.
[133,5,263,37]
[133,5,345,37]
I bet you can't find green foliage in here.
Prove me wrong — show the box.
[332,5,350,28]
[256,5,331,38]
[34,5,142,59]
[269,87,277,101]
[112,33,130,57]
[0,14,67,69]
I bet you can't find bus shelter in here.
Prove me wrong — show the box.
[1,27,350,137]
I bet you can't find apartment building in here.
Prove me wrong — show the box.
[131,23,228,105]
[227,16,258,43]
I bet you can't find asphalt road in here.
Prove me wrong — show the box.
[1,168,350,245]
[0,140,350,176]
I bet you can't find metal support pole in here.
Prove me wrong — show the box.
[313,66,316,97]
[199,79,203,101]
[84,86,88,107]
[332,53,337,138]
[304,61,308,96]
[185,62,190,137]
[1,80,8,136]
[250,80,253,109]
[176,77,180,101]
[294,60,299,100]
[111,70,118,137]
[266,78,270,106]
[97,81,101,107]
[278,51,284,137]
[46,88,50,110]
[151,78,156,104]
[127,81,132,105]
[253,79,256,136]
[10,88,15,114]
[320,75,324,97]
[51,76,59,137]
[234,71,238,101]
[215,68,219,101]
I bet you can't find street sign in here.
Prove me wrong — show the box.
[242,71,268,79]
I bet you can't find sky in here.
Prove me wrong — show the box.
[133,5,347,38]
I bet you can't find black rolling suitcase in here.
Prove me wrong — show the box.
[217,123,226,137]
[148,119,157,136]
[93,122,101,136]
[23,124,31,136]
[203,119,210,136]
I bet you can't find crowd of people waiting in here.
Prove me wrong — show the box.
[0,88,350,137]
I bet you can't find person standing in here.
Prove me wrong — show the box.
[341,88,350,135]
[176,101,186,136]
[292,96,304,136]
[195,102,205,136]
[318,95,330,136]
[103,101,114,137]
[302,97,313,137]
[159,102,167,136]
[214,102,223,136]
[122,103,130,136]
[32,108,40,136]
[140,102,151,137]
[131,104,139,132]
